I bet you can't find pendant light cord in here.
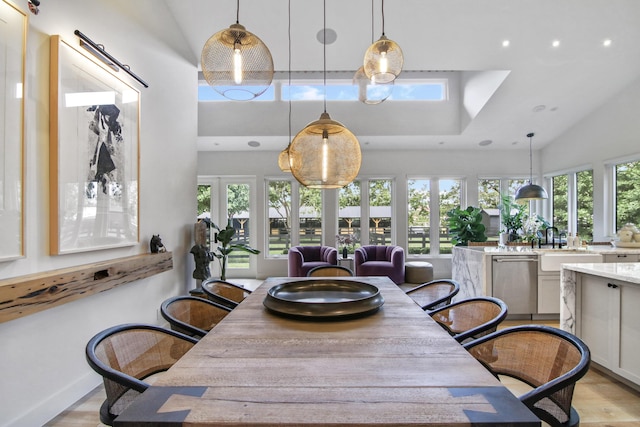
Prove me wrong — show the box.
[528,132,534,184]
[236,0,240,24]
[371,0,374,43]
[323,0,327,113]
[381,0,386,36]
[288,0,292,146]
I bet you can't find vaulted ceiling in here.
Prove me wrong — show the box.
[133,0,640,151]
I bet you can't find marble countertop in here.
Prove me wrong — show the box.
[454,245,640,256]
[562,262,640,284]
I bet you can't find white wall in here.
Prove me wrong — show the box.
[0,1,198,426]
[540,75,640,241]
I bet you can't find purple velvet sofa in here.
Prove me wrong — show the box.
[288,246,338,277]
[354,245,405,284]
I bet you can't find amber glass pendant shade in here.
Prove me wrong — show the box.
[201,23,274,101]
[363,35,403,84]
[278,147,291,172]
[289,112,361,189]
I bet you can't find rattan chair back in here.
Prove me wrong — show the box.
[85,323,197,425]
[161,295,231,338]
[307,265,354,277]
[428,296,508,343]
[201,278,252,309]
[463,325,590,427]
[405,279,460,310]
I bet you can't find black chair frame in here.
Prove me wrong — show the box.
[463,324,591,427]
[428,296,508,343]
[160,295,231,338]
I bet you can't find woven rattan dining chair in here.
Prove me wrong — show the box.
[428,296,508,343]
[160,295,231,339]
[405,279,460,311]
[201,278,252,309]
[85,323,197,426]
[307,265,354,277]
[463,325,591,427]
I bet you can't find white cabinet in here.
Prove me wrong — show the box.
[537,273,560,314]
[576,275,640,386]
[603,253,640,263]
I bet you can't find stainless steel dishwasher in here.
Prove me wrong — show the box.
[492,255,538,315]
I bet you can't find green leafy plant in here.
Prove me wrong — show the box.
[446,206,487,246]
[499,194,526,238]
[211,221,260,281]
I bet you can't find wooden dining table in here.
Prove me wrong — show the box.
[114,276,540,426]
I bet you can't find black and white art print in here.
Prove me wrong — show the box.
[49,35,139,254]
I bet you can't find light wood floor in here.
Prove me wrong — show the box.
[45,318,640,426]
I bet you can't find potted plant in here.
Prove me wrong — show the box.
[210,221,260,281]
[336,232,358,258]
[446,206,487,246]
[499,194,526,242]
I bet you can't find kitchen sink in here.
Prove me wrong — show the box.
[538,252,603,271]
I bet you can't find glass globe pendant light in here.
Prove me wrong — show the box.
[363,0,403,84]
[515,132,549,201]
[289,0,361,188]
[353,0,393,104]
[201,0,274,101]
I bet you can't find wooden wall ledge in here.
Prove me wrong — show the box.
[0,252,173,324]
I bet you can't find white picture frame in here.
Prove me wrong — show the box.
[49,35,140,254]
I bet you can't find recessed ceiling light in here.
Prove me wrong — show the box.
[479,139,492,146]
[532,105,546,113]
[552,40,560,48]
[603,39,612,47]
[317,28,337,45]
[502,40,510,47]
[248,140,260,148]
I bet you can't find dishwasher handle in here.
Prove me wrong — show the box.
[493,257,538,263]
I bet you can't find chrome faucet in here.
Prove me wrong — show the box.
[545,227,559,248]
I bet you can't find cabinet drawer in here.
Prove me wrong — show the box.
[603,254,640,263]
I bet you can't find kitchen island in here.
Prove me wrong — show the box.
[560,262,640,390]
[452,245,640,317]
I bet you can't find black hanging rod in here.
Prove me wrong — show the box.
[74,30,149,88]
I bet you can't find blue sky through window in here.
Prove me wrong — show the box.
[199,82,445,102]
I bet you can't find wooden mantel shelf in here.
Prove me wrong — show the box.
[0,252,173,324]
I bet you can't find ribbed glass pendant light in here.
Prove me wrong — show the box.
[515,132,549,201]
[289,0,361,188]
[363,0,403,84]
[201,0,274,101]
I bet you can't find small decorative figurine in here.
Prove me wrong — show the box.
[150,234,167,253]
[190,244,214,280]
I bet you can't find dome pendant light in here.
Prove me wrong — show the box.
[515,132,549,201]
[363,0,403,84]
[201,0,274,101]
[289,0,361,188]
[353,0,393,104]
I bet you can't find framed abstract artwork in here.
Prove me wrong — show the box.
[0,0,26,261]
[49,35,140,254]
